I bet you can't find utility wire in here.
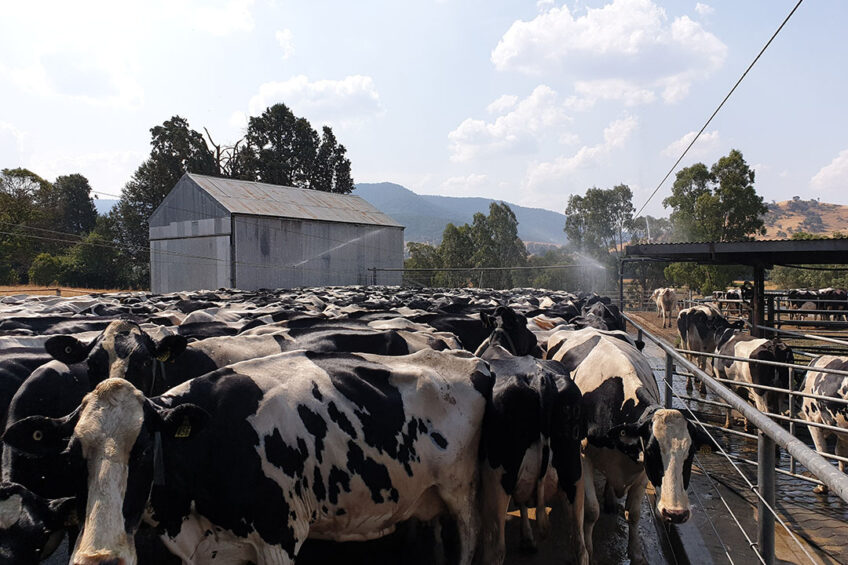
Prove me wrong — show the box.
[635,0,804,218]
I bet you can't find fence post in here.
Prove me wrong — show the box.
[55,288,61,297]
[664,353,674,409]
[788,367,796,475]
[757,431,776,565]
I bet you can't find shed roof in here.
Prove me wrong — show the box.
[624,238,848,266]
[184,173,404,228]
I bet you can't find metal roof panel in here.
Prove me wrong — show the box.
[186,174,404,228]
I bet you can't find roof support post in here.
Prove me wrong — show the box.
[751,264,765,338]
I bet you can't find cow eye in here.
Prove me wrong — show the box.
[33,430,43,441]
[65,346,72,354]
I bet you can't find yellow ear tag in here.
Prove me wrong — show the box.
[699,445,712,455]
[156,352,170,362]
[174,417,191,439]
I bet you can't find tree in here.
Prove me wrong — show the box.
[109,116,217,286]
[564,184,634,255]
[662,149,768,293]
[239,104,354,193]
[53,174,98,235]
[436,223,474,287]
[404,242,440,287]
[60,233,123,289]
[0,168,54,281]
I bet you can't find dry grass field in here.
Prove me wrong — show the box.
[0,285,131,297]
[761,199,848,239]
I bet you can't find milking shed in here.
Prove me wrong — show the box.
[621,238,848,336]
[148,174,404,293]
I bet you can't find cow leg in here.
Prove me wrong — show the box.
[549,478,588,565]
[724,406,732,429]
[581,457,599,563]
[836,436,848,474]
[809,424,830,494]
[478,465,509,565]
[518,504,538,553]
[535,478,551,540]
[625,473,648,565]
[602,480,618,514]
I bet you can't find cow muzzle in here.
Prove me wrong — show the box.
[660,507,690,523]
[74,556,126,565]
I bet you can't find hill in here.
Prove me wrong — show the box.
[355,182,567,246]
[762,198,848,239]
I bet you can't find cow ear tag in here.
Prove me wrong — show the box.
[174,417,191,439]
[699,445,712,455]
[156,351,171,362]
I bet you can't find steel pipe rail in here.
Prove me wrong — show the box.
[625,313,848,505]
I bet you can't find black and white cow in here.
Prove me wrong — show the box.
[4,348,494,565]
[547,327,714,565]
[713,333,794,430]
[0,482,74,564]
[473,307,585,563]
[801,355,848,494]
[677,305,745,391]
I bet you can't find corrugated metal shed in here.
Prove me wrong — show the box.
[624,238,848,265]
[186,174,403,227]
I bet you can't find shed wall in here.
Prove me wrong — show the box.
[233,216,403,289]
[149,217,232,293]
[149,175,229,227]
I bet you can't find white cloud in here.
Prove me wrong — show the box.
[487,95,519,114]
[524,116,638,188]
[572,79,656,108]
[27,149,146,195]
[491,0,727,104]
[245,75,383,128]
[440,174,490,196]
[275,29,294,59]
[695,3,714,16]
[811,149,848,193]
[191,0,256,36]
[448,85,575,162]
[0,122,26,157]
[661,129,720,157]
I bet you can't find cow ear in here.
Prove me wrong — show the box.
[155,334,188,362]
[44,335,90,364]
[480,312,496,329]
[153,403,210,440]
[688,421,718,454]
[2,407,81,456]
[47,496,77,529]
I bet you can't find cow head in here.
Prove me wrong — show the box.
[609,409,716,523]
[44,321,188,394]
[0,482,75,564]
[3,379,208,565]
[478,306,542,357]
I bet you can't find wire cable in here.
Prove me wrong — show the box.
[634,0,804,218]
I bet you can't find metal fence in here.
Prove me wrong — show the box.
[624,313,848,565]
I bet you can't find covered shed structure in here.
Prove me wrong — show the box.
[149,173,404,293]
[622,238,848,337]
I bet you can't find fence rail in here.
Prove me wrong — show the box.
[624,312,848,565]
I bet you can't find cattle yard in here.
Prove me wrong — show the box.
[2,283,848,564]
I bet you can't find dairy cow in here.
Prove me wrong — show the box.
[473,307,585,563]
[801,355,848,494]
[713,332,794,430]
[651,288,676,329]
[0,482,74,564]
[677,305,745,391]
[547,327,714,564]
[4,348,493,565]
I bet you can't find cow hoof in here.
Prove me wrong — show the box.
[814,485,829,495]
[519,538,539,554]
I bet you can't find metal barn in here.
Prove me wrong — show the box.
[148,174,404,293]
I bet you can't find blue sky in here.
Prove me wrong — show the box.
[1,0,845,217]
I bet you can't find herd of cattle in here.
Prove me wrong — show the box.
[0,286,720,565]
[2,285,848,565]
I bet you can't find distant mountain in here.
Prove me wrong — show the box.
[94,198,118,215]
[762,198,848,239]
[355,182,567,246]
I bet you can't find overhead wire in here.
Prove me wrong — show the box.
[634,0,805,218]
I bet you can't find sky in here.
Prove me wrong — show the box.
[1,0,846,218]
